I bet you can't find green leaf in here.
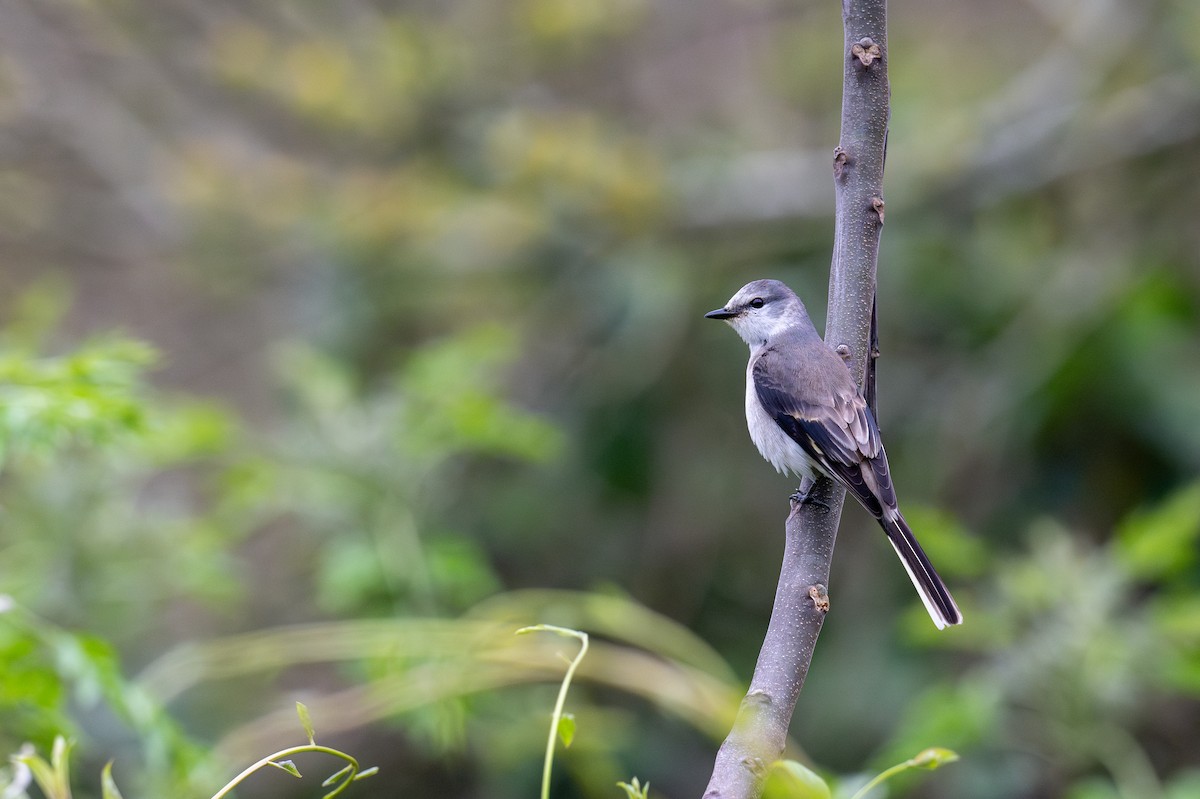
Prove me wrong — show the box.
[0,336,159,467]
[1116,481,1200,580]
[50,736,72,799]
[398,325,564,463]
[763,760,831,799]
[269,760,303,778]
[15,752,60,799]
[101,761,126,799]
[425,537,502,609]
[14,736,74,799]
[353,767,379,781]
[909,748,959,770]
[297,701,316,744]
[556,712,576,748]
[616,777,650,799]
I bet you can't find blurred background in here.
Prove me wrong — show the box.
[0,0,1198,797]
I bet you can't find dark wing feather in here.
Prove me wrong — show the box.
[753,345,895,518]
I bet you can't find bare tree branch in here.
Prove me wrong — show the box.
[700,0,889,795]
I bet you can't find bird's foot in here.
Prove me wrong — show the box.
[790,479,829,512]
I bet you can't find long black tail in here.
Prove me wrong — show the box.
[880,511,962,630]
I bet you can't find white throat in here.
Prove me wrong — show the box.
[730,312,794,348]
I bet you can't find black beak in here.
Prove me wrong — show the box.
[704,308,736,320]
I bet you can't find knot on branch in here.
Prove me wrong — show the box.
[833,146,850,180]
[741,689,773,711]
[808,584,830,614]
[851,37,882,68]
[870,195,885,225]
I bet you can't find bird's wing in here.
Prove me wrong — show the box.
[752,345,895,518]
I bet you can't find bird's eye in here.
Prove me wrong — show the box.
[749,298,765,308]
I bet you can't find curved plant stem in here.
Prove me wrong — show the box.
[209,744,366,799]
[517,624,590,799]
[848,748,959,799]
[849,760,909,799]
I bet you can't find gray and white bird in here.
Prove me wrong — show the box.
[705,278,962,630]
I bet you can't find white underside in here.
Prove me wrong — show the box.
[744,361,820,479]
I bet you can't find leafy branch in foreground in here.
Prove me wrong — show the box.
[2,704,377,799]
[761,747,958,799]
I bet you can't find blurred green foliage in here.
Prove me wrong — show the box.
[4,709,377,799]
[0,0,1198,797]
[0,284,156,468]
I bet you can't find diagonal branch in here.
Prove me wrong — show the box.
[701,0,889,796]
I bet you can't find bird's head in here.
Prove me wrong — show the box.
[704,279,806,346]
